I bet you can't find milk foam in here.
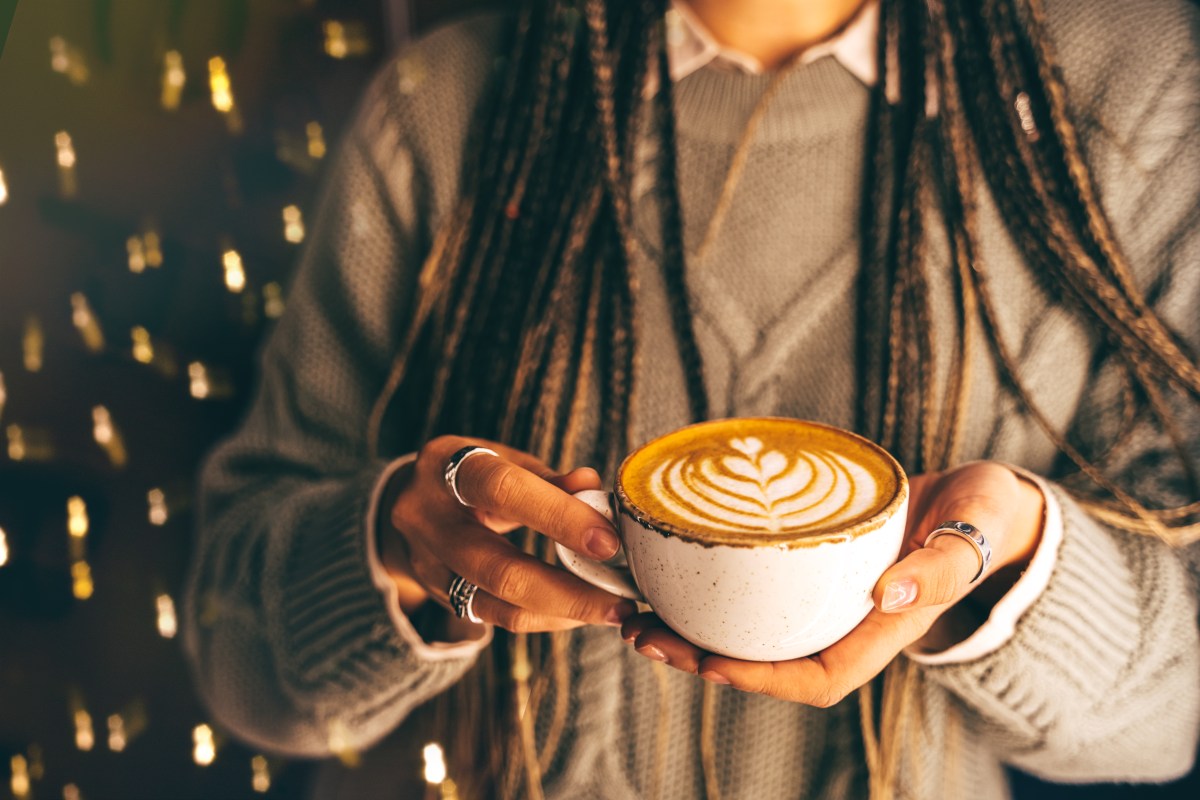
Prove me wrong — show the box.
[647,436,879,533]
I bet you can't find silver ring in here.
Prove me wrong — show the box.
[443,445,499,508]
[447,573,483,624]
[925,520,992,583]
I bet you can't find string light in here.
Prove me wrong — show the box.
[323,21,370,59]
[282,204,305,243]
[23,316,44,372]
[251,755,270,793]
[306,121,326,159]
[0,370,7,422]
[0,526,9,568]
[326,721,361,767]
[396,53,427,95]
[74,708,95,751]
[7,424,25,460]
[144,229,163,267]
[148,488,169,526]
[72,561,94,600]
[422,742,447,785]
[92,405,128,467]
[49,36,89,84]
[156,593,177,639]
[63,784,82,800]
[127,236,146,273]
[207,57,242,133]
[132,327,154,363]
[55,130,78,197]
[70,293,106,352]
[222,248,246,293]
[189,362,211,399]
[10,754,30,800]
[263,282,286,319]
[107,713,127,752]
[193,724,216,766]
[68,496,89,539]
[0,164,9,205]
[161,50,186,110]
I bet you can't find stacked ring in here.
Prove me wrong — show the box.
[925,520,992,583]
[443,445,500,508]
[448,573,483,624]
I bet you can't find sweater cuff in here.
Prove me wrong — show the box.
[275,467,488,707]
[365,454,493,659]
[906,468,1062,665]
[919,483,1141,722]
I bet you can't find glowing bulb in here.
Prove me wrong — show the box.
[6,425,25,460]
[263,282,285,319]
[323,21,370,59]
[162,50,186,110]
[251,755,270,793]
[223,249,246,293]
[208,57,233,112]
[156,593,177,639]
[92,406,113,445]
[127,236,146,273]
[49,36,88,84]
[10,754,30,799]
[282,205,305,243]
[189,362,210,399]
[107,713,127,752]
[0,526,9,567]
[0,165,9,205]
[423,742,447,785]
[144,230,163,267]
[68,496,89,538]
[148,488,168,525]
[72,560,94,600]
[0,370,6,422]
[74,709,94,751]
[306,122,326,159]
[64,784,82,800]
[55,130,78,196]
[23,316,44,372]
[323,21,348,58]
[70,293,106,352]
[193,724,216,766]
[132,327,154,363]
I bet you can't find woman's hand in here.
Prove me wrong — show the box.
[620,461,1046,705]
[379,435,637,634]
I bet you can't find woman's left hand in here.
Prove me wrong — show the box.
[620,461,1046,705]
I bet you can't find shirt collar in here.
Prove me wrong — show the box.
[665,0,880,88]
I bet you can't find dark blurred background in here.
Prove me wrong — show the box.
[0,1,1195,798]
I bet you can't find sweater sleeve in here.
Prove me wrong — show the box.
[919,2,1200,782]
[181,60,488,757]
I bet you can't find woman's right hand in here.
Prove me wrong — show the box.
[379,435,637,633]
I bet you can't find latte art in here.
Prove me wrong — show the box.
[619,418,899,541]
[649,436,878,533]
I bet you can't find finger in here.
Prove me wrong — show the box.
[453,453,620,560]
[876,465,1017,613]
[632,623,706,674]
[476,467,603,534]
[432,521,635,626]
[698,606,939,704]
[470,589,586,633]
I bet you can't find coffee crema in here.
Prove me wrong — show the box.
[618,418,902,544]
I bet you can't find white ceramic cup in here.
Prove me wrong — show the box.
[555,419,909,662]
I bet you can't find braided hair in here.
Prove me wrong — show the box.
[365,1,1200,796]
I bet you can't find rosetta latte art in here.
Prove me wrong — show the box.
[648,436,880,533]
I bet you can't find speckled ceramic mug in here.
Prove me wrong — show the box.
[556,418,909,661]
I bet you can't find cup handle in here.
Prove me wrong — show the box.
[554,489,645,603]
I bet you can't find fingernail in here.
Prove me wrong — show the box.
[605,603,632,626]
[586,526,620,560]
[700,671,730,684]
[637,644,668,662]
[881,578,918,612]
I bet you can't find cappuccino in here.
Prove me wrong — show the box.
[618,418,898,543]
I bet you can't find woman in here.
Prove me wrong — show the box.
[184,0,1200,797]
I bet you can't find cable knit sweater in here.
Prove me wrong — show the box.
[183,1,1200,797]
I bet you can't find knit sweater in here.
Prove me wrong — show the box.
[183,2,1200,798]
